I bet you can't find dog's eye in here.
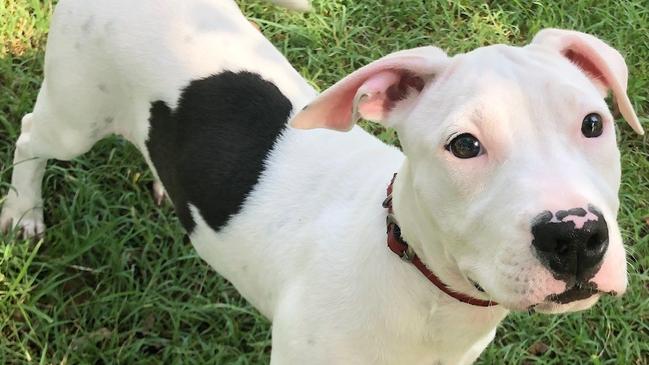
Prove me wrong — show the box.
[446,133,483,159]
[581,113,603,138]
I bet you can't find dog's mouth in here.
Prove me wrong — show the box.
[469,276,613,311]
[468,277,611,310]
[545,282,598,304]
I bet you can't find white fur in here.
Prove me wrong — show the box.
[0,0,638,364]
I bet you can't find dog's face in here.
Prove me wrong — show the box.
[396,44,627,312]
[291,29,643,313]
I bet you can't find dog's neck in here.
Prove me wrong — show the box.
[385,162,508,362]
[390,161,499,307]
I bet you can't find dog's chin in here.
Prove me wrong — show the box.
[528,279,623,314]
[532,294,600,314]
[497,287,607,313]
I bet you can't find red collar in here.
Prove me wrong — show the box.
[383,174,498,307]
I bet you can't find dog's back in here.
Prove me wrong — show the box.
[3,0,404,317]
[40,0,313,231]
[42,0,315,144]
[30,0,329,287]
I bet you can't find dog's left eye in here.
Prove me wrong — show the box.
[581,113,603,138]
[446,133,483,159]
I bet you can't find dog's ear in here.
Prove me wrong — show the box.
[532,29,644,135]
[291,47,449,131]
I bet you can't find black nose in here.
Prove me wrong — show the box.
[531,207,608,282]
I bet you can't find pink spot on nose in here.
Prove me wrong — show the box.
[547,206,599,229]
[560,211,598,229]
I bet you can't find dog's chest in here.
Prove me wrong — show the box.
[372,297,507,365]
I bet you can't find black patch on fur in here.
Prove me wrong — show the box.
[146,71,292,233]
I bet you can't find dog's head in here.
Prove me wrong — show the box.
[291,29,643,313]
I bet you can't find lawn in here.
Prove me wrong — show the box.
[1,0,648,364]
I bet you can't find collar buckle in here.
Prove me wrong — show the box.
[400,246,415,262]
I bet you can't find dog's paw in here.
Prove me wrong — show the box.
[0,205,45,239]
[152,180,167,206]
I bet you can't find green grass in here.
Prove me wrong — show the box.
[1,0,648,363]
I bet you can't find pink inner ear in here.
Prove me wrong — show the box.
[355,71,401,121]
[356,71,426,121]
[562,41,643,134]
[290,53,442,131]
[563,49,608,88]
[531,29,643,134]
[356,92,389,121]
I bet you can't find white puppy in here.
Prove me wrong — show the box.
[1,0,644,364]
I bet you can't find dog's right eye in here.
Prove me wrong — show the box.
[446,133,483,159]
[581,113,603,138]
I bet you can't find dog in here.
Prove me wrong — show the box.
[1,0,644,363]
